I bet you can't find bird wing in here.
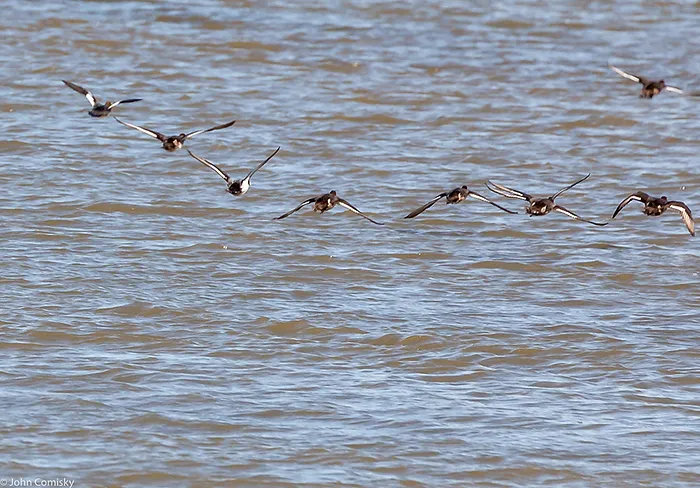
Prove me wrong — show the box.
[274,197,317,220]
[187,150,230,182]
[404,193,447,219]
[184,119,236,140]
[550,173,591,200]
[611,192,648,219]
[244,146,280,182]
[664,85,684,94]
[106,98,143,109]
[63,80,97,107]
[114,117,167,141]
[337,199,385,225]
[667,202,695,236]
[468,190,518,214]
[553,205,608,226]
[486,181,532,202]
[610,65,646,84]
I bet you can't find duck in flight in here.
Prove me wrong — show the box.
[114,117,236,151]
[611,191,694,236]
[486,174,608,226]
[62,80,142,117]
[187,146,280,196]
[609,65,684,98]
[274,190,384,225]
[404,185,518,219]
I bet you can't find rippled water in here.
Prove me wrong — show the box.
[2,1,700,486]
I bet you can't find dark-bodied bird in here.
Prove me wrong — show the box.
[114,117,236,152]
[274,190,384,225]
[610,65,684,98]
[62,80,142,117]
[404,185,517,219]
[187,146,280,196]
[612,191,694,236]
[486,174,608,226]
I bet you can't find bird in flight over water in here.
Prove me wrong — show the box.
[609,65,684,98]
[486,174,608,226]
[114,117,236,151]
[62,80,142,117]
[275,190,384,225]
[187,146,281,196]
[611,191,694,236]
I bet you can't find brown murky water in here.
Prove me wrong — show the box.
[2,1,700,486]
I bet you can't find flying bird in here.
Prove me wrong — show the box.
[609,65,684,98]
[612,191,694,236]
[62,80,142,117]
[187,146,280,196]
[486,174,608,226]
[115,117,236,151]
[404,185,517,219]
[274,190,384,225]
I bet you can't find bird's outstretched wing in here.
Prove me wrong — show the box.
[610,65,647,85]
[404,193,447,219]
[337,199,385,225]
[62,80,97,107]
[106,98,143,109]
[184,119,236,140]
[611,191,649,219]
[274,198,317,220]
[486,181,532,202]
[244,146,280,182]
[114,117,167,142]
[468,190,518,214]
[553,205,608,226]
[667,202,695,236]
[187,150,230,182]
[550,173,591,200]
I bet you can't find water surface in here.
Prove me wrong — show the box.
[2,1,699,486]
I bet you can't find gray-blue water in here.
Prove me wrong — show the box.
[2,1,699,486]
